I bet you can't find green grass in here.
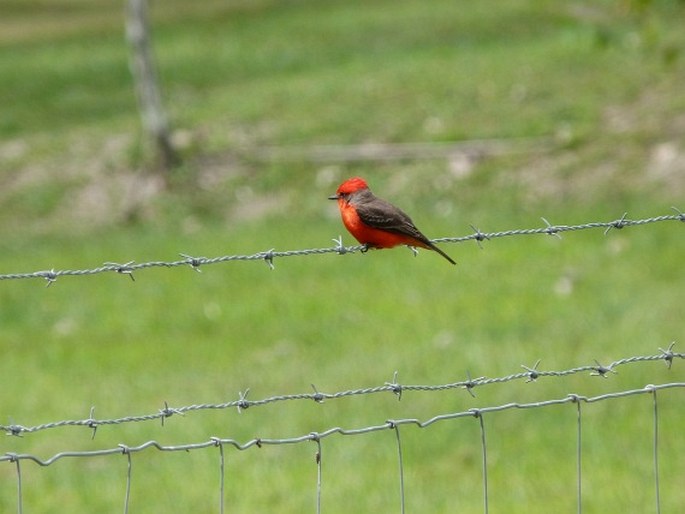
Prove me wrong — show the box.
[1,0,685,512]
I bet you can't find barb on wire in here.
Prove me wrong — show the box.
[310,384,325,404]
[541,217,563,239]
[469,224,489,249]
[590,360,617,378]
[180,253,205,273]
[604,212,629,235]
[87,406,97,440]
[160,401,184,427]
[522,360,542,383]
[236,389,251,413]
[104,261,136,281]
[42,269,57,287]
[0,211,681,283]
[658,342,677,369]
[385,371,403,400]
[1,345,681,438]
[462,370,484,398]
[332,235,348,255]
[261,249,276,270]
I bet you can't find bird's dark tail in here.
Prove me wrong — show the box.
[427,242,456,265]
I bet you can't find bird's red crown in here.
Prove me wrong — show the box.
[336,176,369,195]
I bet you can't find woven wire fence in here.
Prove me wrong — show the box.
[1,211,684,513]
[2,348,684,514]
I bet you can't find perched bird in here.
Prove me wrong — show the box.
[328,176,455,265]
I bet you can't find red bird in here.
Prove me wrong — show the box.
[329,177,456,264]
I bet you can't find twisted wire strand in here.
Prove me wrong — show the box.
[0,211,682,283]
[2,346,680,437]
[2,382,683,467]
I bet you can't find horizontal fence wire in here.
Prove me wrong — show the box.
[1,344,681,438]
[0,210,682,284]
[1,347,682,513]
[2,381,683,468]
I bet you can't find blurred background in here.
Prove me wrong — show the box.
[1,0,684,512]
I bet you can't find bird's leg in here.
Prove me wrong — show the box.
[407,245,419,257]
[360,243,371,253]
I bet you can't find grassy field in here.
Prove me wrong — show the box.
[1,0,685,512]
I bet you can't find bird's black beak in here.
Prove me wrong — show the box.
[328,194,339,200]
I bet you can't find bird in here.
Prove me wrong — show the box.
[328,176,456,264]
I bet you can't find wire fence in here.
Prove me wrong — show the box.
[2,211,684,512]
[0,209,682,284]
[2,347,683,513]
[1,345,681,438]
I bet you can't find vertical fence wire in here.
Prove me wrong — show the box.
[393,424,406,514]
[575,398,582,514]
[122,447,132,514]
[651,389,661,514]
[14,458,22,514]
[216,440,226,514]
[313,435,322,514]
[475,411,489,514]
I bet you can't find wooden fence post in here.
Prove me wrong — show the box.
[125,0,178,174]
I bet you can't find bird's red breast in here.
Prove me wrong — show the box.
[337,199,416,249]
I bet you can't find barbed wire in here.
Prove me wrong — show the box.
[2,382,681,467]
[2,381,682,514]
[0,210,682,285]
[2,211,682,513]
[2,343,680,438]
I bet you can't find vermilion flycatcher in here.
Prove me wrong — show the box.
[329,176,456,264]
